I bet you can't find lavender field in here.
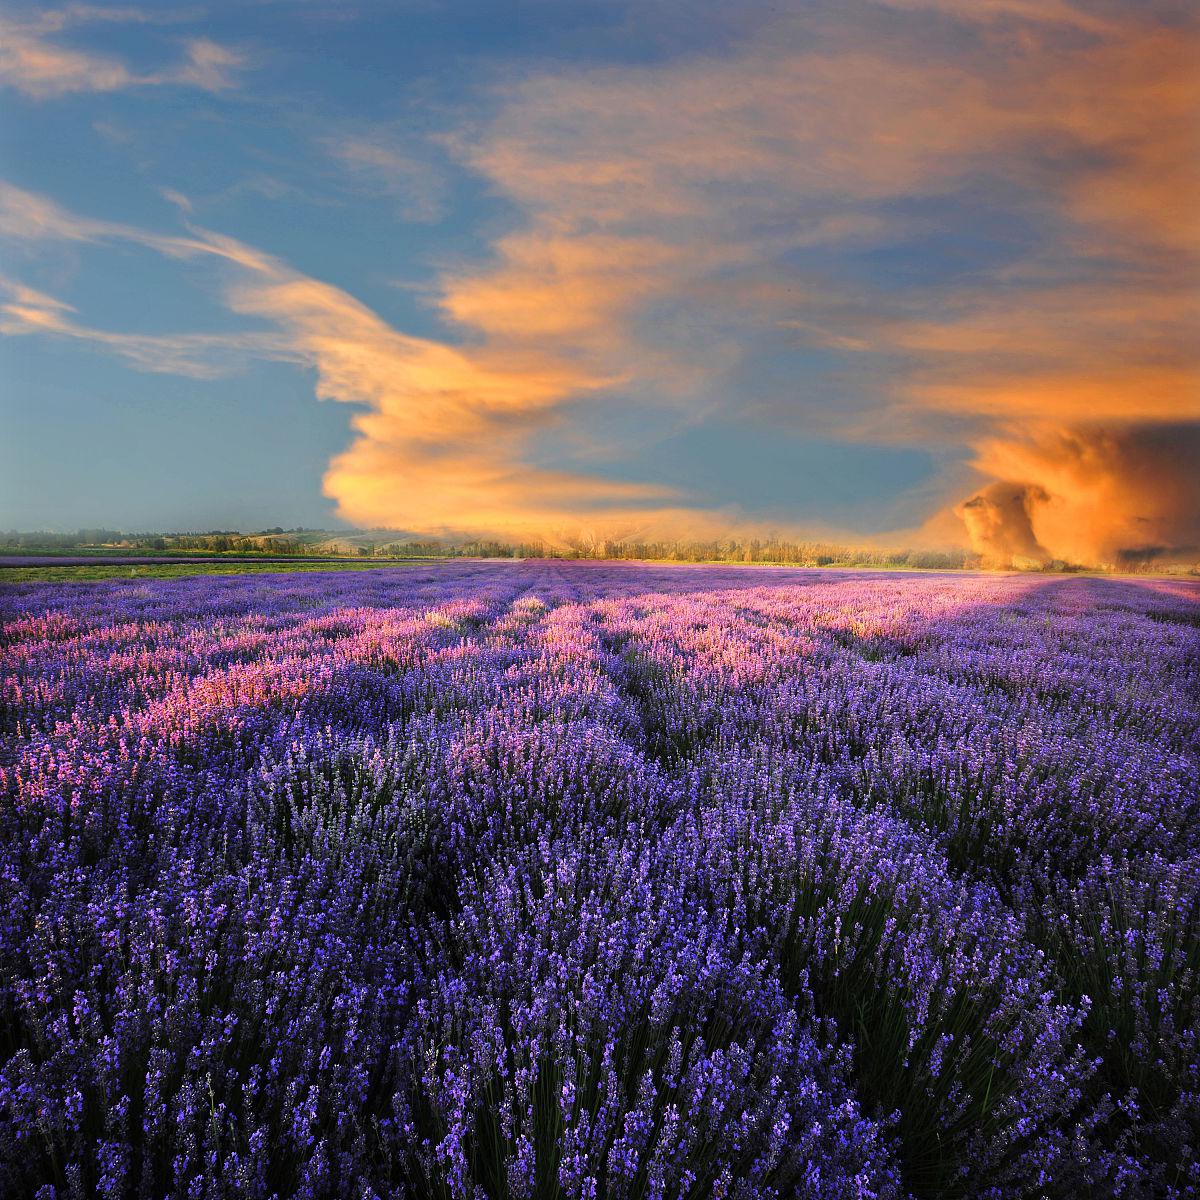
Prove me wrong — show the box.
[1,562,1197,1200]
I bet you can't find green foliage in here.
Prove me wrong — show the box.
[0,561,430,585]
[5,528,1196,575]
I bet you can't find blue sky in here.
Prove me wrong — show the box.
[1,1,1196,563]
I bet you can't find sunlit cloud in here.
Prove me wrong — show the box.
[0,181,276,269]
[956,482,1049,567]
[168,38,243,93]
[0,275,293,377]
[867,0,1120,33]
[158,187,194,214]
[968,425,1200,566]
[222,266,693,537]
[2,1,1196,559]
[423,3,1198,559]
[0,188,696,540]
[0,7,244,98]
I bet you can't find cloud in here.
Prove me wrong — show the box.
[222,268,693,537]
[0,27,134,98]
[867,0,1119,33]
[322,134,447,223]
[0,190,695,540]
[956,482,1049,567]
[0,181,277,269]
[0,180,139,242]
[966,424,1200,567]
[419,7,1198,551]
[167,38,243,92]
[0,275,293,377]
[0,8,244,98]
[3,2,1197,556]
[159,187,193,214]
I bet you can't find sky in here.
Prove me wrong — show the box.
[1,0,1197,565]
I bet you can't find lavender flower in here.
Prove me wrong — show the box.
[1,563,1196,1198]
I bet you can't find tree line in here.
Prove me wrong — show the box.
[4,529,1192,573]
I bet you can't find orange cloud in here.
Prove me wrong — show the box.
[956,483,1049,567]
[2,3,1197,558]
[0,9,245,99]
[1037,27,1200,256]
[421,8,1199,553]
[869,0,1119,34]
[224,266,708,538]
[0,184,700,539]
[966,425,1200,567]
[0,181,272,267]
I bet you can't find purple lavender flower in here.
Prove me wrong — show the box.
[1,563,1196,1197]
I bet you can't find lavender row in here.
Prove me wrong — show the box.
[2,563,1197,1198]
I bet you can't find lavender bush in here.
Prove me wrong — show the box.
[2,563,1197,1198]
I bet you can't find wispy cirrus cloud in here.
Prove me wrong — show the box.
[867,0,1120,32]
[322,133,447,223]
[0,181,275,268]
[0,6,244,98]
[0,274,294,377]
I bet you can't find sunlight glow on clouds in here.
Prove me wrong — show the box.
[0,6,244,98]
[1,0,1196,562]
